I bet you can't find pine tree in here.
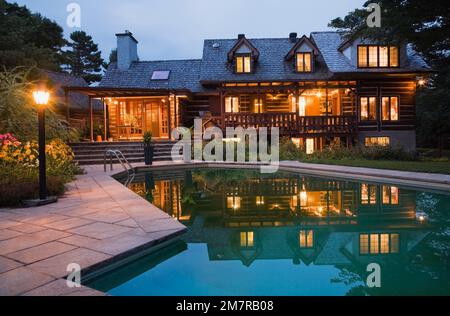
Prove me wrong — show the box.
[63,31,104,84]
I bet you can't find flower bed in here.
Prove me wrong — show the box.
[0,133,82,206]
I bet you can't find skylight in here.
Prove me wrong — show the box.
[151,70,170,80]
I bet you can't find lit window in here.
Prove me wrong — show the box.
[368,46,378,67]
[360,97,377,121]
[360,233,400,255]
[225,97,239,113]
[383,186,399,205]
[358,45,399,68]
[298,96,306,116]
[360,234,369,254]
[306,138,314,155]
[240,231,254,247]
[382,97,399,121]
[361,184,377,205]
[390,47,399,67]
[365,137,390,147]
[379,46,389,67]
[296,53,312,72]
[254,98,263,113]
[256,196,265,205]
[299,230,314,248]
[227,196,241,210]
[236,55,251,73]
[358,46,368,67]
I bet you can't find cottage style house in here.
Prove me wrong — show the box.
[65,31,431,152]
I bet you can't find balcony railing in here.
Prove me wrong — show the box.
[213,113,357,135]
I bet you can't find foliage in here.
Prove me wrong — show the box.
[329,0,450,147]
[0,67,79,142]
[143,131,153,144]
[0,134,82,206]
[0,0,65,71]
[62,31,104,84]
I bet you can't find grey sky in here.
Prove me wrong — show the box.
[15,0,363,61]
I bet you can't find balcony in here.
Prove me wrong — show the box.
[214,113,357,136]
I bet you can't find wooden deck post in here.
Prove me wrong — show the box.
[64,89,70,122]
[89,96,94,142]
[102,98,107,142]
[167,94,172,140]
[220,90,225,130]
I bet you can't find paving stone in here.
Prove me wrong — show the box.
[116,218,140,228]
[139,218,186,234]
[59,235,100,248]
[0,267,55,296]
[23,279,105,296]
[6,241,77,264]
[44,218,93,231]
[0,229,71,256]
[9,223,47,234]
[82,209,130,224]
[85,231,157,256]
[22,214,70,226]
[0,220,21,229]
[0,229,24,241]
[69,222,131,240]
[0,256,23,274]
[28,248,112,278]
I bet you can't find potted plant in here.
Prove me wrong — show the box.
[143,131,154,165]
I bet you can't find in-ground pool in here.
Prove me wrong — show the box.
[87,168,450,296]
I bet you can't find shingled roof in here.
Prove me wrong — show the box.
[41,70,103,111]
[99,31,431,92]
[100,59,206,93]
[200,37,331,83]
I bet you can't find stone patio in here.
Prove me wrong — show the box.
[0,163,186,296]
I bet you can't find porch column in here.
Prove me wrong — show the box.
[102,98,107,142]
[64,89,70,121]
[89,96,94,142]
[167,94,172,140]
[220,90,225,129]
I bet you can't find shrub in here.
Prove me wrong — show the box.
[0,134,81,206]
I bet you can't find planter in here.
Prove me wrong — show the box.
[144,143,155,165]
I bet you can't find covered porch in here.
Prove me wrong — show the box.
[213,81,358,136]
[62,87,190,142]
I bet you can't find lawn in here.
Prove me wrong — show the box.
[303,158,450,175]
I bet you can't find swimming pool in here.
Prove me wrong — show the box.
[87,168,450,296]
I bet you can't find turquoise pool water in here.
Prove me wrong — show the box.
[87,168,450,296]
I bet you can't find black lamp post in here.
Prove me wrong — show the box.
[30,90,57,205]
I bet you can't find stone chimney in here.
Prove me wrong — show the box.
[289,32,298,42]
[116,30,139,70]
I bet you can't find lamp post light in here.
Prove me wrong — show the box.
[28,90,57,206]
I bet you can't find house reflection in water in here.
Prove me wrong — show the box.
[124,169,430,270]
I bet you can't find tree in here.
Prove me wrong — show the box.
[62,31,104,84]
[0,0,65,71]
[103,49,117,70]
[329,0,450,148]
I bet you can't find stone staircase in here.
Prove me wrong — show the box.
[70,141,180,165]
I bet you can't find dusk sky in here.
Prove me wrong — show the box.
[16,0,363,61]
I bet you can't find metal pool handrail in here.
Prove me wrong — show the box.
[104,149,135,175]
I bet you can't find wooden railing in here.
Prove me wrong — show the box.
[213,113,357,135]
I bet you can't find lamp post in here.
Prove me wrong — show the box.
[33,90,50,201]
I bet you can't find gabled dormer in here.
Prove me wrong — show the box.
[338,37,402,69]
[227,34,259,74]
[285,34,320,73]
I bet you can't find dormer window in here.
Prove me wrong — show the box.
[296,52,312,72]
[236,54,252,73]
[358,45,399,68]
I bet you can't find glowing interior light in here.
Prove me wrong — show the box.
[299,96,306,117]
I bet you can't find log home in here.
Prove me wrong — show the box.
[65,31,432,152]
